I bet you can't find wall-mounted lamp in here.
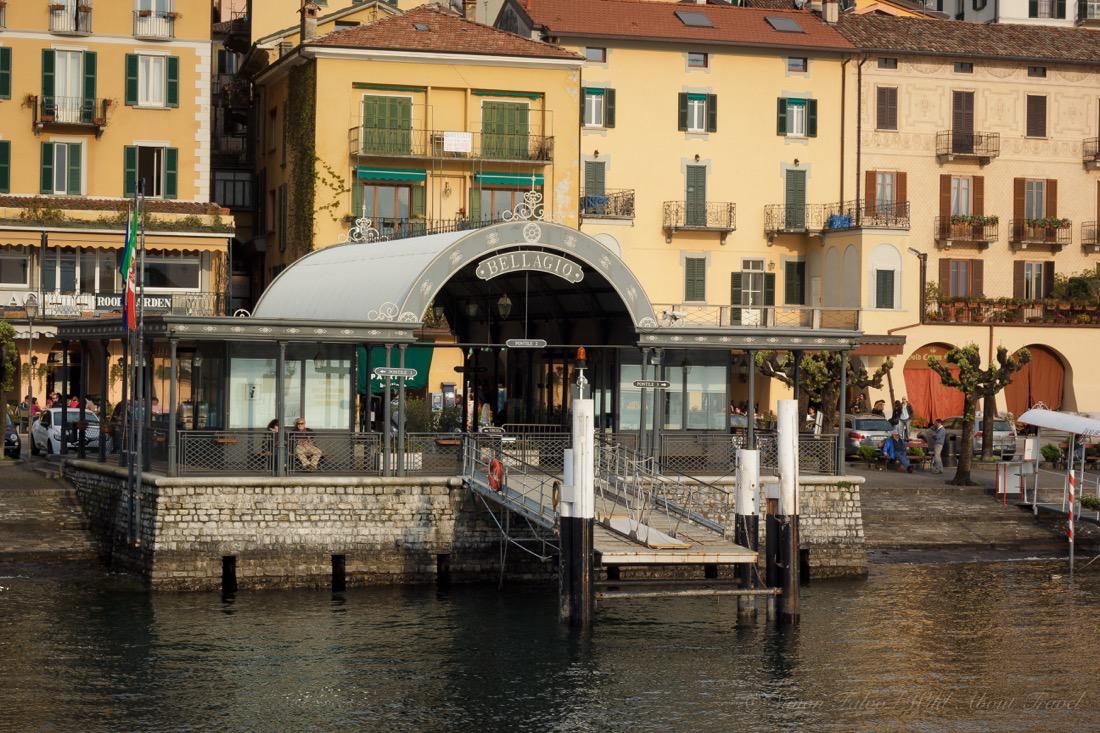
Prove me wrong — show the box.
[793,158,800,167]
[593,149,600,158]
[497,293,513,320]
[694,153,701,162]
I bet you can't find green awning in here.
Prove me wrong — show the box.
[356,167,427,182]
[474,173,544,187]
[358,344,434,393]
[687,93,708,101]
[583,87,605,96]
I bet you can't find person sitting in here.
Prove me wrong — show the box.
[881,431,913,473]
[292,417,323,470]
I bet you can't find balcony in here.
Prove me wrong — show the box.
[763,204,827,237]
[926,298,1100,327]
[345,217,507,242]
[650,304,860,330]
[936,130,1000,164]
[133,10,176,40]
[821,200,910,231]
[662,201,736,243]
[1080,2,1100,24]
[580,189,635,220]
[32,95,110,137]
[1083,222,1099,253]
[48,3,93,34]
[1085,138,1100,169]
[1009,218,1072,250]
[213,132,250,163]
[349,127,553,164]
[934,216,999,249]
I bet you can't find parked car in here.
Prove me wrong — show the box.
[940,416,1016,459]
[30,408,110,456]
[4,414,20,459]
[844,415,898,456]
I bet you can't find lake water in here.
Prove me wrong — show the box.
[2,558,1099,732]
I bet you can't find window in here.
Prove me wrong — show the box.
[0,140,9,193]
[334,20,360,30]
[874,270,895,309]
[684,257,706,302]
[777,98,817,137]
[125,53,177,108]
[1028,65,1046,78]
[951,176,971,216]
[278,184,288,252]
[41,141,81,195]
[217,49,240,75]
[875,171,896,208]
[142,256,200,291]
[1029,0,1064,18]
[214,171,253,209]
[478,187,534,221]
[876,86,898,130]
[281,102,288,166]
[740,259,765,305]
[1025,179,1046,219]
[137,146,163,197]
[356,183,411,222]
[677,10,715,27]
[40,249,77,293]
[1024,262,1046,300]
[688,52,708,68]
[784,260,805,305]
[0,47,11,100]
[878,57,898,69]
[678,93,716,133]
[787,99,806,136]
[0,252,29,286]
[688,96,706,132]
[267,188,276,233]
[125,145,177,198]
[585,47,606,62]
[268,108,277,153]
[583,88,605,127]
[787,57,808,73]
[1026,95,1047,137]
[948,259,972,298]
[954,62,974,73]
[138,55,165,106]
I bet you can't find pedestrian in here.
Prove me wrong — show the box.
[68,395,80,409]
[292,417,322,470]
[871,399,886,417]
[150,397,163,415]
[899,397,911,440]
[31,397,40,417]
[890,400,902,427]
[851,393,866,413]
[931,418,946,474]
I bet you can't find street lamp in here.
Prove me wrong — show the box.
[23,294,37,415]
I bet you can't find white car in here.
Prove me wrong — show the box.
[31,407,111,456]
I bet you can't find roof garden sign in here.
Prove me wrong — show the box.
[475,250,585,284]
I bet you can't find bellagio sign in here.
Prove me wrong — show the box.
[475,250,585,284]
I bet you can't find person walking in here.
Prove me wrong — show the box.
[899,397,911,440]
[931,418,946,474]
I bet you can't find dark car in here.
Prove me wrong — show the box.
[4,413,20,459]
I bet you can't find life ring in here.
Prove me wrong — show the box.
[488,458,505,492]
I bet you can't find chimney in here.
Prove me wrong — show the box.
[300,1,320,42]
[464,0,477,21]
[822,0,839,23]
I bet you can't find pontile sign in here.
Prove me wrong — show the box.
[475,250,584,284]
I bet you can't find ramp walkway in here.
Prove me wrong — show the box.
[462,434,756,567]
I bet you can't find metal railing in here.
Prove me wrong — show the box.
[501,423,568,435]
[758,433,838,475]
[648,303,860,330]
[343,216,506,242]
[936,130,1001,159]
[467,432,571,474]
[663,201,736,232]
[1084,221,1098,249]
[1010,219,1072,247]
[764,203,829,234]
[36,291,225,318]
[133,10,176,39]
[1085,138,1100,163]
[581,189,635,219]
[286,430,381,475]
[349,127,554,163]
[822,200,910,230]
[926,298,1100,327]
[607,430,838,477]
[49,5,93,34]
[39,95,104,125]
[935,216,999,244]
[462,435,561,529]
[178,430,276,476]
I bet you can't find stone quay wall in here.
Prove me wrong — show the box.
[65,461,549,591]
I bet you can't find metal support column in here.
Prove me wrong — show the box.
[119,344,128,467]
[98,340,108,463]
[638,348,650,458]
[397,344,407,478]
[650,349,663,462]
[168,338,177,477]
[276,341,287,476]
[60,341,69,456]
[382,344,393,477]
[837,350,848,475]
[77,341,87,459]
[792,350,802,403]
[349,346,358,432]
[746,349,756,450]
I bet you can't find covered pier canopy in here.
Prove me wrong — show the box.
[1018,408,1100,438]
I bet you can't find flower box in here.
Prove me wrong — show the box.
[138,9,152,16]
[48,2,65,10]
[165,10,181,18]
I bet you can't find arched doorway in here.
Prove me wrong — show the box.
[903,342,963,422]
[1003,344,1065,416]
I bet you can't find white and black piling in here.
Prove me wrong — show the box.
[776,400,801,622]
[735,448,760,617]
[559,350,595,627]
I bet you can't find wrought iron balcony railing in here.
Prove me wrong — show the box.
[213,132,250,161]
[580,189,635,219]
[1085,138,1100,167]
[822,200,910,230]
[936,130,1000,162]
[1083,221,1098,252]
[1009,218,1072,248]
[349,127,553,164]
[650,303,860,330]
[345,216,508,242]
[763,203,828,235]
[33,95,110,136]
[1080,0,1100,23]
[662,202,736,240]
[133,10,176,39]
[31,291,226,319]
[49,4,93,34]
[934,216,999,246]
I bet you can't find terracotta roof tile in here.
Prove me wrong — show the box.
[837,13,1100,65]
[523,0,854,52]
[312,4,581,60]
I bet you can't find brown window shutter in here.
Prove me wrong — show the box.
[865,170,876,212]
[939,257,950,291]
[973,176,984,216]
[1013,261,1025,299]
[1046,179,1057,217]
[970,258,983,298]
[896,172,907,206]
[939,174,951,219]
[1044,263,1055,297]
[1013,178,1025,220]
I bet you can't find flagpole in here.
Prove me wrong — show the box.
[133,182,147,546]
[124,198,136,544]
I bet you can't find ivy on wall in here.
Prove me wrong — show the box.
[286,64,318,254]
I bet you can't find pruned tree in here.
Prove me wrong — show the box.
[756,351,893,431]
[927,344,1030,486]
[0,321,18,435]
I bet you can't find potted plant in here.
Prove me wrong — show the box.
[48,2,65,10]
[166,10,181,18]
[77,3,92,11]
[1041,443,1062,469]
[138,8,152,16]
[857,444,878,468]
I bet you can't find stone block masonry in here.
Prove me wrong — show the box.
[65,461,550,591]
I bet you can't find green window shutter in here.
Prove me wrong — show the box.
[605,88,616,128]
[580,90,586,124]
[166,56,179,108]
[730,272,743,325]
[164,148,178,199]
[685,258,706,302]
[584,161,605,196]
[1055,0,1066,16]
[42,49,55,109]
[125,54,139,106]
[686,165,706,226]
[876,270,895,308]
[66,143,80,194]
[784,261,805,305]
[123,146,137,198]
[0,47,12,100]
[468,185,481,222]
[706,94,717,133]
[0,141,10,193]
[807,99,818,137]
[1029,0,1038,14]
[776,97,787,136]
[677,93,688,131]
[40,142,54,194]
[411,184,425,218]
[81,51,96,123]
[763,273,776,306]
[351,181,363,217]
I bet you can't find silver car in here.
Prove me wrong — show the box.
[940,416,1016,459]
[845,415,898,456]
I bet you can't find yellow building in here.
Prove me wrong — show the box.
[836,13,1100,420]
[0,0,232,409]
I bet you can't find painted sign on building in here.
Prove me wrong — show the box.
[475,250,584,284]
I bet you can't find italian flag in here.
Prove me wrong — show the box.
[119,205,138,331]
